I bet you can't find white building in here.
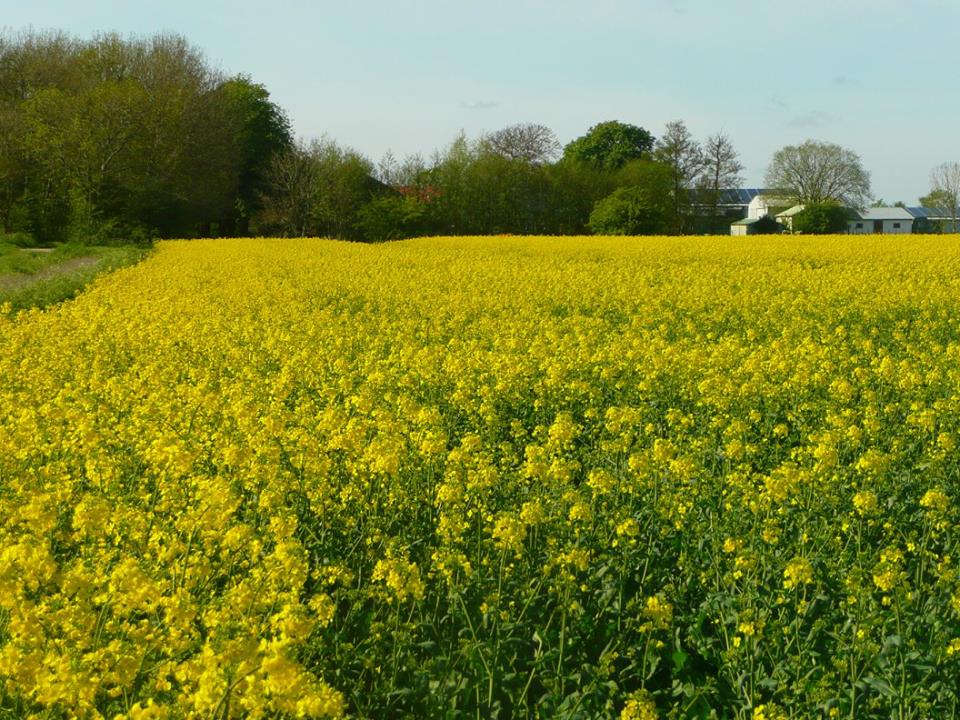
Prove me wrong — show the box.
[848,207,914,234]
[747,194,793,220]
[774,204,806,231]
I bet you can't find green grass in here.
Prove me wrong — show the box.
[0,243,149,312]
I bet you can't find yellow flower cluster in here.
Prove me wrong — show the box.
[783,556,814,590]
[620,690,659,720]
[1,235,959,717]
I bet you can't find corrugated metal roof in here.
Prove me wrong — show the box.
[856,207,914,221]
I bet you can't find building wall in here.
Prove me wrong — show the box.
[848,219,913,234]
[747,196,767,220]
[749,195,792,220]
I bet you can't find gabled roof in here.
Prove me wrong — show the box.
[854,207,914,221]
[776,205,806,218]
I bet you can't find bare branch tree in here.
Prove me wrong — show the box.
[765,140,871,208]
[376,150,426,188]
[481,123,560,164]
[930,161,960,232]
[699,131,744,216]
[261,142,319,237]
[653,120,704,232]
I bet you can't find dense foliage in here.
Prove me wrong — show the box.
[0,31,291,244]
[2,236,959,719]
[561,121,656,172]
[792,203,852,234]
[0,32,754,244]
[588,186,669,235]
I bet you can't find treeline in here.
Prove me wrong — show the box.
[264,120,746,241]
[0,31,746,244]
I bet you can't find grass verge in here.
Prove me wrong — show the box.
[0,243,149,312]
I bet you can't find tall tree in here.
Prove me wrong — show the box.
[216,76,292,234]
[765,140,871,208]
[562,121,655,171]
[698,131,744,217]
[929,161,960,232]
[653,120,704,232]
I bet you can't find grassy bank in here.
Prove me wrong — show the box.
[0,242,149,312]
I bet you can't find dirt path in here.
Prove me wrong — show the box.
[0,256,100,292]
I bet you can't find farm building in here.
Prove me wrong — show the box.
[907,206,959,232]
[691,189,794,219]
[723,192,943,235]
[774,205,807,232]
[746,193,793,220]
[847,207,914,234]
[690,188,765,216]
[730,215,782,235]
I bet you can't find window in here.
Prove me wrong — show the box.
[855,222,863,228]
[893,223,901,228]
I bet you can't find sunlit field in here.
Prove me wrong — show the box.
[2,235,959,719]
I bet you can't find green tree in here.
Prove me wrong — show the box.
[791,202,850,234]
[920,188,953,210]
[0,30,288,242]
[562,121,655,172]
[216,76,292,235]
[588,185,670,235]
[311,139,382,239]
[257,139,385,240]
[358,194,426,241]
[542,161,615,234]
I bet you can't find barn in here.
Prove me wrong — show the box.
[848,207,914,234]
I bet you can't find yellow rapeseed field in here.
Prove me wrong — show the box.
[1,236,959,719]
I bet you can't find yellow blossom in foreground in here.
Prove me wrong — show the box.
[2,235,960,717]
[753,703,788,720]
[620,690,659,720]
[783,557,814,590]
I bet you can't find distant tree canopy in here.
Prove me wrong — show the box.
[0,30,766,242]
[562,121,655,172]
[259,138,389,239]
[0,30,291,243]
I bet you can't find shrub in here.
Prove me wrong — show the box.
[791,202,851,234]
[588,186,667,235]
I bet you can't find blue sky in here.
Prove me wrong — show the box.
[5,0,959,204]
